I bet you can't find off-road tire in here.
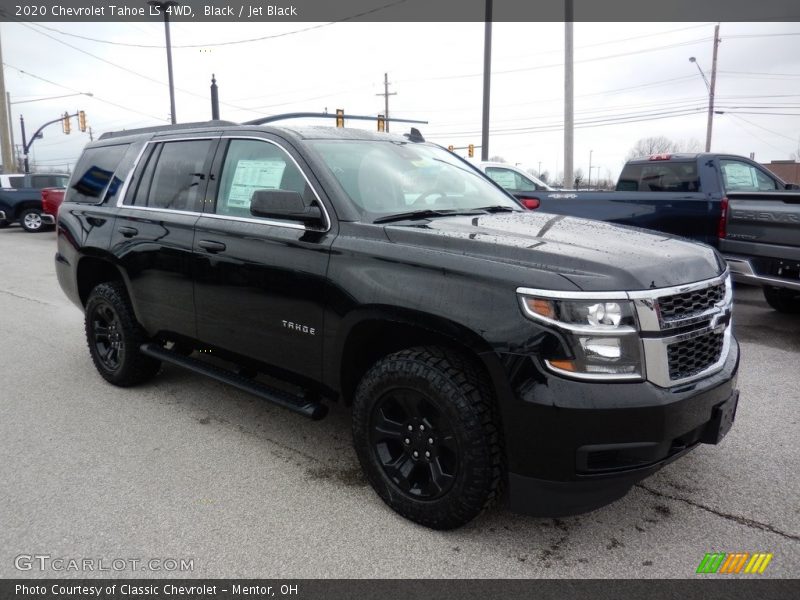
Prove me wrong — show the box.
[763,286,800,314]
[85,282,161,386]
[352,346,503,530]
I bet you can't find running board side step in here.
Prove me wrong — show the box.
[140,343,328,420]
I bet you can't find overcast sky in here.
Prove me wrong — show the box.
[2,20,799,180]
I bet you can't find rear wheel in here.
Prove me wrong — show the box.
[352,347,503,529]
[19,208,45,233]
[85,282,161,386]
[763,286,800,314]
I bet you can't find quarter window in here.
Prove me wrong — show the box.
[216,139,310,219]
[485,167,541,192]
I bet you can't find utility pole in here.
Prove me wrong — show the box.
[148,1,178,124]
[480,0,493,161]
[588,149,593,189]
[375,73,396,132]
[0,29,14,173]
[564,0,574,189]
[88,126,94,142]
[705,24,720,152]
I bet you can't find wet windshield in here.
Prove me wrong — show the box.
[309,140,520,221]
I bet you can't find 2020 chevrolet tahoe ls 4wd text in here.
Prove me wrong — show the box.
[55,121,740,529]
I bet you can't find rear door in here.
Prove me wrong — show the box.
[111,134,219,339]
[192,134,334,381]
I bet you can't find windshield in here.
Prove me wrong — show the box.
[309,140,520,220]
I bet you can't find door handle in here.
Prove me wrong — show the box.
[198,240,226,253]
[118,226,138,238]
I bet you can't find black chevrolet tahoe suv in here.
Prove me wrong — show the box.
[56,120,740,529]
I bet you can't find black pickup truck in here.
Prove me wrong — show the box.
[55,121,740,529]
[516,153,798,249]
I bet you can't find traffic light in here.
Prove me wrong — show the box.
[377,114,385,132]
[62,112,71,135]
[468,144,474,158]
[78,110,87,132]
[447,145,454,152]
[336,109,344,128]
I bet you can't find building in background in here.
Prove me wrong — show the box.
[761,160,800,185]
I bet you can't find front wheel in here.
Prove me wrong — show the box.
[85,282,161,386]
[352,347,503,530]
[763,286,800,314]
[19,208,45,233]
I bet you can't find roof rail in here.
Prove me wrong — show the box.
[243,112,427,127]
[98,120,237,140]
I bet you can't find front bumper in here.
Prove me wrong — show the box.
[485,337,740,517]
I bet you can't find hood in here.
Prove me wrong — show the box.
[383,211,724,291]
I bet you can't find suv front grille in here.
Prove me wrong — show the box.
[658,282,725,323]
[667,330,725,380]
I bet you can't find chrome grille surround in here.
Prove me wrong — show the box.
[631,272,733,388]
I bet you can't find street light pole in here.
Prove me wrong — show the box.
[689,24,721,152]
[480,0,492,161]
[149,1,179,124]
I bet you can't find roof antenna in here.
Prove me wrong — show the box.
[405,127,425,142]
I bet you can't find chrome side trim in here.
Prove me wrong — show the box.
[116,135,332,233]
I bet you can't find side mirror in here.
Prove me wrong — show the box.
[250,189,323,224]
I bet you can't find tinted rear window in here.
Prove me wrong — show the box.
[617,161,700,192]
[67,144,131,204]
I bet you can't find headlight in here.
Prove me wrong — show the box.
[518,293,643,381]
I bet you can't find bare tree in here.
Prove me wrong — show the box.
[626,137,703,162]
[488,155,506,163]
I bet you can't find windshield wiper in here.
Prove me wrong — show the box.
[474,205,519,213]
[373,209,483,224]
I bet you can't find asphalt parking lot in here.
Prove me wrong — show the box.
[0,226,798,579]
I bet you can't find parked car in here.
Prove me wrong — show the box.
[56,120,739,529]
[0,172,71,232]
[476,161,553,208]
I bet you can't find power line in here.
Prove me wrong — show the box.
[3,62,167,121]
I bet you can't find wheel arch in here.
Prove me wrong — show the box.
[332,306,496,404]
[76,252,127,307]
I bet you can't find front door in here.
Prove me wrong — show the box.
[192,136,334,382]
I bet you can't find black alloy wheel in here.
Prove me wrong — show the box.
[369,388,460,500]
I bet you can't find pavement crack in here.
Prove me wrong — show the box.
[636,483,800,542]
[0,288,57,307]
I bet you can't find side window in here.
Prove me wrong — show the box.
[145,140,212,211]
[721,160,777,192]
[485,167,517,191]
[215,139,309,219]
[7,176,24,188]
[514,172,540,192]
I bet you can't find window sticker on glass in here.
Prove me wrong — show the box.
[228,159,287,207]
